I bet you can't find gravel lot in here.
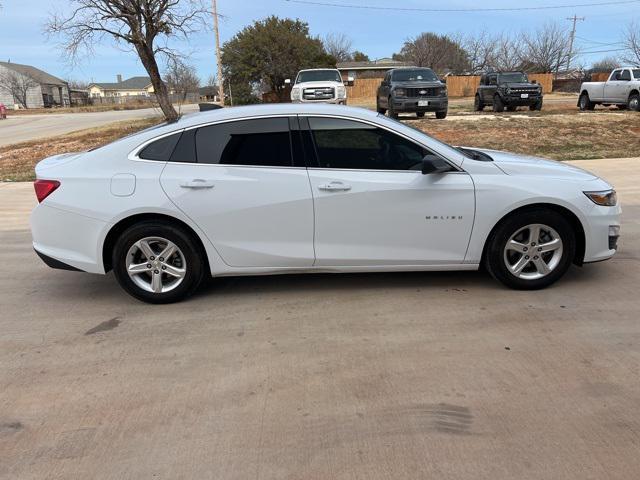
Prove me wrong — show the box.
[1,158,639,479]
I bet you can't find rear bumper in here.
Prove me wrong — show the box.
[30,203,108,274]
[392,97,448,112]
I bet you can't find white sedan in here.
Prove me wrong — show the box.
[30,104,620,303]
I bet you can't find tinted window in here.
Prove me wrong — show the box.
[633,69,640,79]
[308,117,427,170]
[498,73,527,83]
[170,129,196,163]
[620,69,631,81]
[296,70,342,83]
[139,132,181,161]
[195,118,292,166]
[392,69,438,82]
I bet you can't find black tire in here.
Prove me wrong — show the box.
[435,110,447,119]
[616,104,628,110]
[376,99,386,114]
[484,209,576,290]
[112,221,205,303]
[492,95,504,112]
[387,97,398,119]
[628,93,640,112]
[416,112,425,118]
[529,99,543,111]
[579,93,595,111]
[474,95,484,111]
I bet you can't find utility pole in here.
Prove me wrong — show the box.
[566,14,585,72]
[212,0,225,105]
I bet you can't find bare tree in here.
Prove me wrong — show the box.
[520,23,570,75]
[323,33,353,63]
[66,78,89,90]
[166,59,200,105]
[463,31,496,74]
[591,56,621,72]
[0,69,39,108]
[45,0,209,121]
[394,32,469,73]
[491,33,524,71]
[622,21,640,66]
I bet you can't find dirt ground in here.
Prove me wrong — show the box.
[0,157,639,479]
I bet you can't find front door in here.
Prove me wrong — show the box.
[303,116,475,266]
[160,117,315,268]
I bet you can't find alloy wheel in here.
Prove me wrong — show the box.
[503,224,563,280]
[125,236,187,293]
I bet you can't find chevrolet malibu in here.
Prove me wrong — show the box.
[30,104,620,303]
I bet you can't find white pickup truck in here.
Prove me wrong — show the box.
[579,67,640,111]
[285,68,353,105]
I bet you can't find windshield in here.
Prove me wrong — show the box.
[634,69,640,79]
[392,69,438,82]
[296,70,342,83]
[499,73,528,83]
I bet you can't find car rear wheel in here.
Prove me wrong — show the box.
[435,110,447,119]
[529,99,543,111]
[474,94,484,111]
[112,222,205,303]
[579,93,595,111]
[628,93,640,111]
[492,95,504,112]
[485,210,576,290]
[507,105,517,112]
[416,112,425,118]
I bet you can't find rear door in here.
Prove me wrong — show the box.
[160,116,315,268]
[302,116,475,266]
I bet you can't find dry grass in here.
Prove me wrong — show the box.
[413,111,640,161]
[4,101,178,116]
[1,103,638,182]
[0,117,162,181]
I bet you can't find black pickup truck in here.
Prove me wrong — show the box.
[475,72,543,112]
[376,68,448,119]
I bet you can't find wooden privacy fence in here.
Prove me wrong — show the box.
[344,74,554,101]
[590,72,610,82]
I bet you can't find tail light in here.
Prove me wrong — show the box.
[34,180,60,203]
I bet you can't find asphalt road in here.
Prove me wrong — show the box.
[1,158,639,479]
[0,104,199,147]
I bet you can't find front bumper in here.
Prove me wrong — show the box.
[583,203,621,263]
[292,98,346,105]
[503,94,542,106]
[392,97,448,112]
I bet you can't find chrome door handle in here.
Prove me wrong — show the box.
[180,179,214,189]
[318,182,351,191]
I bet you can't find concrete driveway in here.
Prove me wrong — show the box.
[0,104,199,147]
[1,158,639,479]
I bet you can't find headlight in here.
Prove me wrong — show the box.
[506,87,511,94]
[584,189,617,206]
[439,87,447,96]
[394,88,406,97]
[337,85,346,98]
[291,88,300,100]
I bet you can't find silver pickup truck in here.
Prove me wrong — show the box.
[579,67,640,111]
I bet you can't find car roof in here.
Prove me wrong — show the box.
[297,68,340,72]
[175,103,379,129]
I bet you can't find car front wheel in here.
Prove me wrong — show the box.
[112,222,205,303]
[485,210,576,290]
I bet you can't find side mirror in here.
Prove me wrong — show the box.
[422,155,452,175]
[344,76,355,86]
[284,78,291,85]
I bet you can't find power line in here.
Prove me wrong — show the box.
[284,0,640,13]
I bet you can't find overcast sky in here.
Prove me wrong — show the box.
[0,0,635,83]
